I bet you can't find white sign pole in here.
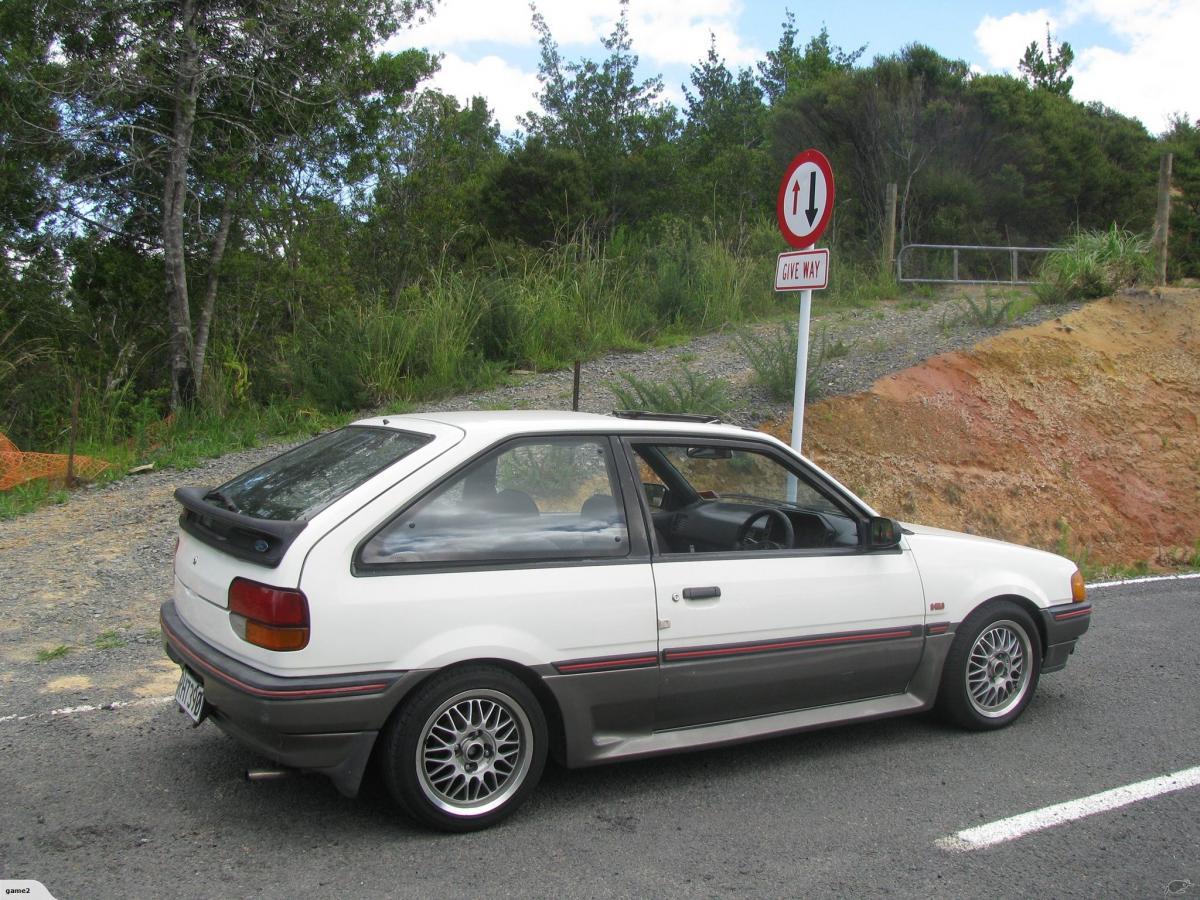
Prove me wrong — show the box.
[790,287,812,455]
[786,288,812,504]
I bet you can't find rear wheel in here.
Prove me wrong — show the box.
[380,666,547,832]
[935,601,1041,730]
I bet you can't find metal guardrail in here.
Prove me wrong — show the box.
[897,244,1056,285]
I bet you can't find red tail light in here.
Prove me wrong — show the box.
[228,578,309,651]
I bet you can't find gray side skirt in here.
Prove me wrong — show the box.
[545,633,955,767]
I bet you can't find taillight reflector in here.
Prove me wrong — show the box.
[228,578,309,651]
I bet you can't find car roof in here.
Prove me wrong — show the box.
[353,409,756,442]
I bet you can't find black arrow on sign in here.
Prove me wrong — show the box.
[805,171,819,226]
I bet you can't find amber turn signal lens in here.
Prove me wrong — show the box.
[244,620,310,651]
[1071,570,1087,603]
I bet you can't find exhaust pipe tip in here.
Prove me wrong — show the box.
[245,767,291,782]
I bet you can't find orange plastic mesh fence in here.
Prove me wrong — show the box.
[0,432,111,492]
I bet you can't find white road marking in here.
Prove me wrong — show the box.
[937,765,1200,852]
[50,696,173,716]
[1088,572,1200,590]
[1,696,173,725]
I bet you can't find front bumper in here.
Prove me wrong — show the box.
[161,600,425,796]
[1039,602,1093,673]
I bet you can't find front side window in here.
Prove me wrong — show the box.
[633,441,860,553]
[360,436,629,567]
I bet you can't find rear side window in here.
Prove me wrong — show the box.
[216,426,431,521]
[359,436,629,568]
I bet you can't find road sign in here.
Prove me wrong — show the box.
[773,149,835,464]
[774,248,829,291]
[776,149,835,249]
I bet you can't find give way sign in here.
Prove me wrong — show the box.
[774,248,829,291]
[776,149,835,249]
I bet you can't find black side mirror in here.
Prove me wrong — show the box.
[868,516,901,550]
[643,482,667,509]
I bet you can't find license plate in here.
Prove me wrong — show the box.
[175,669,206,725]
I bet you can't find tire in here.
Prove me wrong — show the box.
[935,601,1042,731]
[380,665,547,832]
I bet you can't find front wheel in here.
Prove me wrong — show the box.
[380,666,547,832]
[935,601,1041,730]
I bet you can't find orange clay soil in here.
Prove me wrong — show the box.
[764,287,1200,569]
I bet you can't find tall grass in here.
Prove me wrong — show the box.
[277,220,779,412]
[1035,225,1152,303]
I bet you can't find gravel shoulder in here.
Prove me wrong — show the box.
[0,289,1079,711]
[418,291,1082,425]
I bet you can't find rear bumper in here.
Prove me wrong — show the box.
[161,600,426,796]
[1039,602,1093,673]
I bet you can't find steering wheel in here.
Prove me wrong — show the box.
[736,507,795,551]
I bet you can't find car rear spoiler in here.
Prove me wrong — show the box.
[175,486,308,568]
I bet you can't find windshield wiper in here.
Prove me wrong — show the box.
[203,488,240,513]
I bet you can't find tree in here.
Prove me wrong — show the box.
[758,13,864,105]
[520,0,679,232]
[1161,116,1200,278]
[681,35,770,223]
[364,90,502,290]
[773,46,969,250]
[1019,26,1074,97]
[43,0,435,409]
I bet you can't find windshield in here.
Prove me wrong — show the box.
[214,426,431,521]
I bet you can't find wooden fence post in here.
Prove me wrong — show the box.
[882,182,898,276]
[66,379,81,488]
[1152,152,1173,286]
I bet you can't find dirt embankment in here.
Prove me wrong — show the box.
[770,288,1200,568]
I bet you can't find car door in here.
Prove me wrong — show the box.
[623,437,927,731]
[303,433,661,742]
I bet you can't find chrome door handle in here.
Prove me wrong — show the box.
[681,586,721,601]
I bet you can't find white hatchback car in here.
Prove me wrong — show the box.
[163,410,1091,831]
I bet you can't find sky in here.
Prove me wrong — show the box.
[382,0,1198,136]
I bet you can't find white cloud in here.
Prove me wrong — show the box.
[386,0,760,132]
[974,9,1057,71]
[425,53,543,133]
[624,1,759,68]
[973,1,1198,132]
[399,0,538,47]
[397,0,757,66]
[1066,0,1199,132]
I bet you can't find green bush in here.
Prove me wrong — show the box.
[1035,226,1152,303]
[738,324,849,401]
[608,367,732,417]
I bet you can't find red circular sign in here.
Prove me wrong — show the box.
[776,149,835,249]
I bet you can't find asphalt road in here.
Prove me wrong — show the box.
[2,577,1197,899]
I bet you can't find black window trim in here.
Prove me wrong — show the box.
[352,432,651,577]
[617,433,891,559]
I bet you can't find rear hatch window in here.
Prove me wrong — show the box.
[214,426,431,521]
[176,426,431,566]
